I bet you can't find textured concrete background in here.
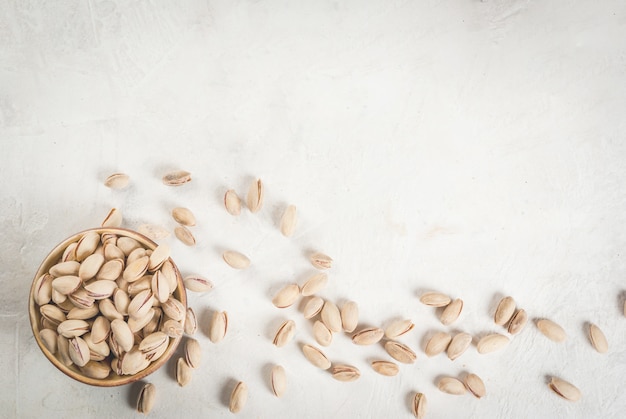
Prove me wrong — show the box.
[1,1,626,418]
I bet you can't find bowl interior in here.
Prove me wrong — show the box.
[29,227,187,386]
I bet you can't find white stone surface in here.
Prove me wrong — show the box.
[1,1,626,417]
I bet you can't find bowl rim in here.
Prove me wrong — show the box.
[29,227,187,387]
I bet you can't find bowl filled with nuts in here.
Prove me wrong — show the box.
[29,227,187,386]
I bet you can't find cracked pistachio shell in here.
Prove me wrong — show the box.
[425,332,452,357]
[273,320,296,347]
[303,297,324,320]
[302,344,331,370]
[97,259,124,281]
[279,205,297,237]
[272,284,300,308]
[536,319,567,343]
[174,225,196,246]
[81,361,111,380]
[300,273,328,297]
[151,271,170,304]
[101,208,122,228]
[34,273,53,306]
[50,261,80,277]
[588,323,608,353]
[507,309,528,335]
[84,280,118,300]
[162,170,191,186]
[440,299,463,326]
[246,178,264,213]
[111,318,134,353]
[229,381,248,413]
[320,301,342,333]
[476,333,509,354]
[172,207,196,226]
[271,365,286,397]
[68,336,90,367]
[352,327,384,345]
[313,320,332,347]
[464,373,486,398]
[331,365,360,382]
[309,252,332,269]
[137,383,156,414]
[183,275,213,293]
[51,276,82,295]
[184,308,197,335]
[384,341,417,364]
[419,292,451,307]
[340,301,359,333]
[209,311,228,343]
[75,232,100,262]
[104,173,130,189]
[549,377,581,401]
[39,329,58,354]
[371,360,399,376]
[494,296,516,326]
[437,377,466,395]
[222,250,250,269]
[123,256,150,283]
[412,393,427,419]
[162,319,184,338]
[224,189,242,215]
[384,319,414,339]
[447,332,473,361]
[57,319,89,338]
[148,244,170,272]
[91,316,111,344]
[185,338,202,369]
[161,297,185,322]
[128,290,155,320]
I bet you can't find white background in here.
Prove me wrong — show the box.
[1,1,626,418]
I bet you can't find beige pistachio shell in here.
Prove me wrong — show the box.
[536,319,567,343]
[176,357,192,386]
[549,377,581,401]
[384,341,417,364]
[340,301,359,333]
[302,344,331,370]
[507,309,528,335]
[174,226,196,246]
[224,189,242,215]
[171,207,196,226]
[447,332,473,361]
[437,377,466,395]
[309,252,332,269]
[331,365,360,382]
[279,205,297,237]
[412,393,427,419]
[246,179,264,213]
[440,299,463,325]
[425,332,452,357]
[320,301,342,332]
[419,292,451,307]
[464,373,486,398]
[104,173,130,189]
[229,381,248,413]
[352,327,384,345]
[209,311,228,343]
[273,320,296,347]
[271,365,286,397]
[101,208,122,228]
[185,338,202,369]
[588,323,608,353]
[384,319,414,339]
[183,275,214,293]
[300,273,328,297]
[184,308,198,335]
[222,250,250,269]
[494,296,516,326]
[162,170,191,186]
[303,297,324,320]
[137,383,156,414]
[313,320,333,347]
[371,360,399,376]
[476,333,509,354]
[272,284,300,308]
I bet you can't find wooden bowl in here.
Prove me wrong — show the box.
[29,227,187,386]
